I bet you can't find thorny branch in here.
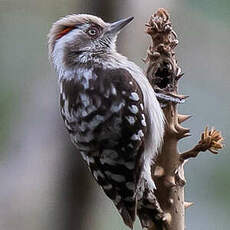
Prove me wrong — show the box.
[180,127,224,161]
[143,8,224,230]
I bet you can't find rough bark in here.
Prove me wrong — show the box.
[143,9,223,230]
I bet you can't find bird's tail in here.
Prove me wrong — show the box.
[137,188,165,230]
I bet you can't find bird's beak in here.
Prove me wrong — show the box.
[106,16,134,36]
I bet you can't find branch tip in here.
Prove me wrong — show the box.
[180,127,224,161]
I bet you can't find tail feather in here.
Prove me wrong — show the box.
[137,188,164,230]
[115,200,136,229]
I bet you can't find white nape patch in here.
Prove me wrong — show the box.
[103,184,112,190]
[52,29,79,78]
[125,116,135,125]
[129,92,139,101]
[128,105,139,114]
[129,81,133,85]
[93,170,105,180]
[80,93,90,107]
[88,115,104,129]
[126,182,135,190]
[111,101,125,113]
[104,171,126,182]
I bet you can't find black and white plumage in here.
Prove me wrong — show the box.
[48,14,165,229]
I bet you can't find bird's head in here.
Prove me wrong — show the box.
[48,14,134,69]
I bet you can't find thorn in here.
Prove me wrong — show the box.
[178,114,192,123]
[180,133,191,139]
[184,201,193,209]
[176,124,190,135]
[176,73,184,80]
[169,92,189,100]
[154,166,165,177]
[162,212,172,224]
[182,159,189,165]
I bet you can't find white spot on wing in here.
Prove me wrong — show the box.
[141,113,146,127]
[138,130,144,137]
[131,129,144,141]
[125,116,135,125]
[129,92,139,101]
[111,83,117,95]
[129,105,138,114]
[80,93,90,107]
[81,110,88,117]
[131,133,140,141]
[111,102,125,113]
[140,103,144,110]
[103,184,112,190]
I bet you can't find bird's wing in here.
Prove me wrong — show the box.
[60,66,149,228]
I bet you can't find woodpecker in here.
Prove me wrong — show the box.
[48,14,164,229]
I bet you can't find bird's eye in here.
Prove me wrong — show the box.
[86,26,100,37]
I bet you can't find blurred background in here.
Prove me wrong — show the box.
[0,0,229,229]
